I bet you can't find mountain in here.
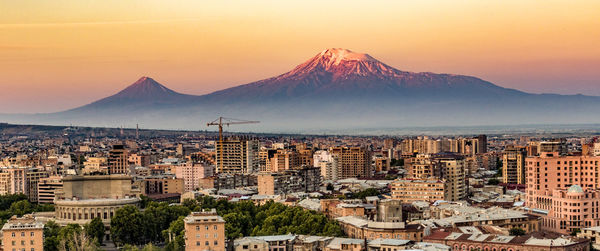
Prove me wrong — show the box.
[2,48,600,133]
[65,76,197,113]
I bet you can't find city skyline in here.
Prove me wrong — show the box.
[1,0,600,113]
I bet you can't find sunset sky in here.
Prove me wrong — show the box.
[1,0,600,113]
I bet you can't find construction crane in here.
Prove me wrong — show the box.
[207,117,259,173]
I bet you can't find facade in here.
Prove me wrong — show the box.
[184,210,226,251]
[502,146,527,184]
[405,154,441,179]
[314,150,339,181]
[439,157,467,201]
[391,178,447,203]
[142,175,184,195]
[199,173,257,190]
[376,199,403,223]
[336,216,424,241]
[1,215,44,251]
[525,153,600,234]
[83,157,108,174]
[330,147,372,179]
[257,167,321,195]
[54,175,141,226]
[0,167,49,202]
[37,175,63,204]
[175,163,214,192]
[108,144,129,174]
[425,230,589,251]
[215,137,259,174]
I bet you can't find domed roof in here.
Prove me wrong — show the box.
[567,185,584,194]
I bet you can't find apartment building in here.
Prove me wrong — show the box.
[184,210,226,251]
[330,147,372,179]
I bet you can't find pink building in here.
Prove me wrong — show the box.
[175,163,214,192]
[526,152,600,234]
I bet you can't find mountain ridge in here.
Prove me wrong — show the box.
[1,48,600,132]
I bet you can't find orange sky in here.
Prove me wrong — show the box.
[1,0,600,113]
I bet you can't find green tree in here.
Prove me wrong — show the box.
[44,221,62,251]
[85,217,105,245]
[509,227,526,236]
[9,200,33,216]
[111,205,146,245]
[162,216,185,251]
[121,244,140,251]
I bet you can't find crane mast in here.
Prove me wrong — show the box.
[207,117,259,173]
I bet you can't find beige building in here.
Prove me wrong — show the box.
[54,175,141,226]
[1,215,44,251]
[38,175,63,204]
[0,167,49,202]
[83,157,108,174]
[108,144,129,174]
[184,210,226,251]
[391,178,447,203]
[439,157,467,201]
[141,175,184,195]
[215,137,259,174]
[502,145,527,184]
[330,147,372,179]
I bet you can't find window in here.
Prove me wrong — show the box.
[12,233,15,237]
[196,226,199,231]
[30,232,34,237]
[214,225,218,230]
[205,226,209,230]
[196,241,200,246]
[214,241,218,245]
[205,241,209,246]
[30,240,34,245]
[21,232,25,237]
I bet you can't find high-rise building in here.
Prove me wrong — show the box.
[108,144,129,174]
[438,157,467,201]
[330,147,372,179]
[477,134,488,154]
[215,137,259,174]
[25,168,49,202]
[502,145,527,184]
[184,210,226,251]
[526,152,600,234]
[38,175,63,204]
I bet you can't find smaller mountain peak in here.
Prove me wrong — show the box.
[132,76,156,85]
[319,48,376,65]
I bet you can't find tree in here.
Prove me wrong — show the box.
[111,205,146,245]
[9,200,33,216]
[509,227,526,236]
[85,217,105,245]
[44,221,62,251]
[162,216,185,251]
[59,231,100,251]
